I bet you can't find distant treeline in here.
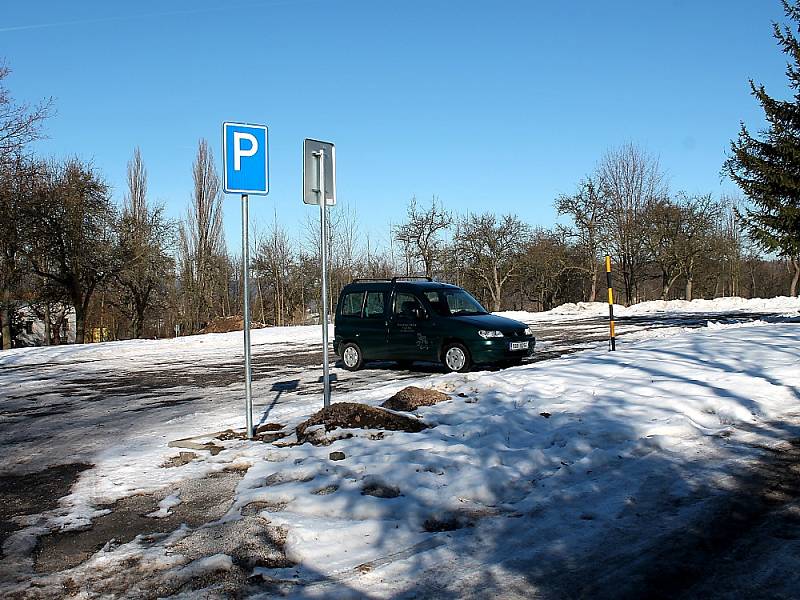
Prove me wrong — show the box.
[3,25,800,348]
[1,139,795,349]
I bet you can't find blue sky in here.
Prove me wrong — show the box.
[0,0,790,250]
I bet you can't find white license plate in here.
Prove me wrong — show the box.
[509,341,529,351]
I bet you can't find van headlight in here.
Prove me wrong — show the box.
[524,327,533,336]
[478,330,504,339]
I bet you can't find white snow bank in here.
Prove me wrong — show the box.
[0,323,328,368]
[2,296,796,371]
[497,295,800,322]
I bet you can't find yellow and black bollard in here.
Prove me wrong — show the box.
[605,255,616,351]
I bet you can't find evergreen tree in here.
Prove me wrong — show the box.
[725,0,800,295]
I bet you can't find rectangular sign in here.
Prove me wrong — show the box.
[223,122,269,195]
[303,138,336,205]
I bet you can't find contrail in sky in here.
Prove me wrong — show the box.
[0,1,306,34]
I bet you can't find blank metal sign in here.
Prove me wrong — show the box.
[303,138,336,205]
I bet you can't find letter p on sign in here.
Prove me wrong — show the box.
[233,132,258,171]
[223,122,269,195]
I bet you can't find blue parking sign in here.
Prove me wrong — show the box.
[222,122,269,195]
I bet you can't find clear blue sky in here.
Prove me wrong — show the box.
[0,0,790,251]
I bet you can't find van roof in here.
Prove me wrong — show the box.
[342,280,460,292]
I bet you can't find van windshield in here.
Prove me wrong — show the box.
[424,289,488,316]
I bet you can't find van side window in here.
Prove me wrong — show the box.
[364,292,385,318]
[341,292,364,317]
[394,292,423,318]
[424,291,449,316]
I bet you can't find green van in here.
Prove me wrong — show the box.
[333,277,535,372]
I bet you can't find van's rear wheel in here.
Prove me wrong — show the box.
[443,343,470,373]
[341,342,364,371]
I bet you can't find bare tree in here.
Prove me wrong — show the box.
[301,201,366,318]
[0,156,41,348]
[0,62,51,349]
[597,143,667,304]
[555,177,605,301]
[179,139,226,330]
[643,197,683,300]
[455,213,527,312]
[394,195,452,278]
[716,196,745,297]
[254,213,294,326]
[331,203,361,289]
[673,194,722,300]
[0,62,52,165]
[520,228,573,311]
[25,159,119,344]
[362,232,397,279]
[115,148,175,338]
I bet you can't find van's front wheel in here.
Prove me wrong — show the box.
[443,343,470,373]
[341,342,364,371]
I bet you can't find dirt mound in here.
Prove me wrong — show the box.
[296,402,427,443]
[197,316,266,334]
[381,386,450,412]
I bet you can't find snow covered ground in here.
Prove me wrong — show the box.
[2,297,800,598]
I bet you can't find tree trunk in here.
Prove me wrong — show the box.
[491,265,502,312]
[623,271,634,306]
[53,311,64,345]
[660,272,671,301]
[589,266,597,303]
[791,257,800,297]
[661,272,681,301]
[685,276,694,301]
[134,305,146,339]
[75,309,85,344]
[256,277,266,324]
[492,296,501,312]
[0,303,10,350]
[44,303,51,346]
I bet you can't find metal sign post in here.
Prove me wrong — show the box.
[317,149,331,408]
[303,139,336,409]
[242,193,253,434]
[223,122,269,439]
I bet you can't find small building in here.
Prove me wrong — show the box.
[8,304,77,347]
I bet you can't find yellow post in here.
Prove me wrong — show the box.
[605,255,616,351]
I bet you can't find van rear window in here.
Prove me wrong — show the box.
[340,292,364,317]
